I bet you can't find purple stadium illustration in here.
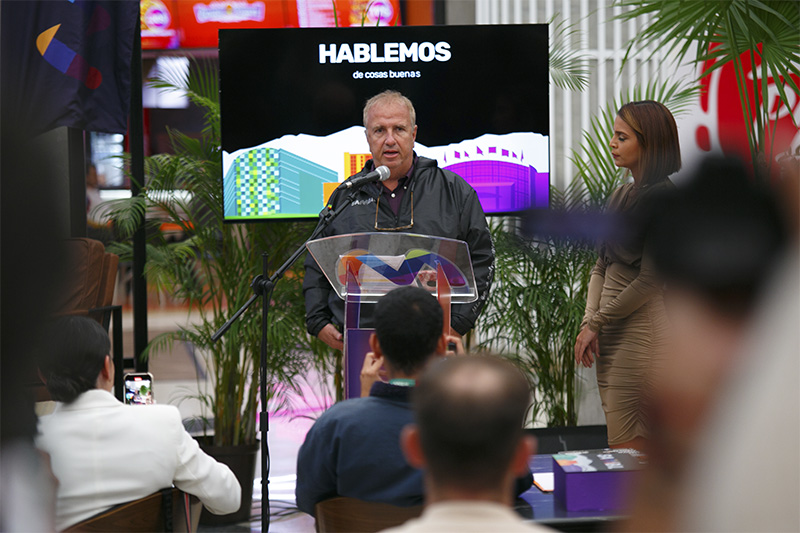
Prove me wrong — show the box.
[441,145,549,213]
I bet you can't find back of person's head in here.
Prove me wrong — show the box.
[412,355,530,491]
[617,100,681,185]
[374,286,443,375]
[39,316,110,403]
[649,155,788,317]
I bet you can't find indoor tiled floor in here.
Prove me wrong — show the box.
[123,308,326,532]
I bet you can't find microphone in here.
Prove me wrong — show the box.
[340,165,390,189]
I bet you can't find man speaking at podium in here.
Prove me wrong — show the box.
[303,90,494,350]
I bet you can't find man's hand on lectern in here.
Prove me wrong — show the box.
[318,323,343,351]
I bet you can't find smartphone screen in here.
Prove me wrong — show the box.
[124,373,154,405]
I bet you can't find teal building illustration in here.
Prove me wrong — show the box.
[224,147,337,218]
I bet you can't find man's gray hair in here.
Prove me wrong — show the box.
[363,90,416,128]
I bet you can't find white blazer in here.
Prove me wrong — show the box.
[36,389,241,531]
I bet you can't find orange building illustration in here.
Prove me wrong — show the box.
[322,153,375,206]
[344,152,372,177]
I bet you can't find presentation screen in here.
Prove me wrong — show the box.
[220,24,549,222]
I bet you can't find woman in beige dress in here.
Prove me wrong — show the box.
[574,101,681,451]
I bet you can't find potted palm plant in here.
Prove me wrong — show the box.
[108,57,330,524]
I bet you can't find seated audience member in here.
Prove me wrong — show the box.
[385,356,551,532]
[35,316,241,531]
[360,321,464,397]
[295,286,449,515]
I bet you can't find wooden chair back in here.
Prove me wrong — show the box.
[64,488,202,533]
[59,237,119,326]
[92,250,119,326]
[315,497,423,533]
[59,238,106,315]
[31,238,123,403]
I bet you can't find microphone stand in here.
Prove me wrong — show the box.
[211,187,362,532]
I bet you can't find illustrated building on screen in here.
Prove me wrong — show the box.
[224,148,337,217]
[344,152,373,178]
[442,145,549,213]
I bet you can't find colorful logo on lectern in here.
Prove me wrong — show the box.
[337,249,467,287]
[36,0,111,89]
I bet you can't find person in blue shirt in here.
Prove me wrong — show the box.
[295,286,448,515]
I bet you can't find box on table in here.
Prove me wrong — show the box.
[552,448,647,511]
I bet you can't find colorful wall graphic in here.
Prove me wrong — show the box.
[222,129,550,220]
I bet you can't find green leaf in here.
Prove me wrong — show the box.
[549,14,590,92]
[615,0,800,176]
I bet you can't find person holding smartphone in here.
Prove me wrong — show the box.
[35,316,241,531]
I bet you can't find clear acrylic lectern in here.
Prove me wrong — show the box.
[306,232,477,399]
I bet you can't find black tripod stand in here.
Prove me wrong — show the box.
[211,189,361,532]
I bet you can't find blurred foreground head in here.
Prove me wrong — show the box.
[623,156,798,533]
[649,155,788,317]
[638,155,788,501]
[646,156,788,423]
[408,356,531,494]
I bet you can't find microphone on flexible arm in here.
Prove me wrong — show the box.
[339,165,391,189]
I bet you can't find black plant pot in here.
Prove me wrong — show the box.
[198,439,259,526]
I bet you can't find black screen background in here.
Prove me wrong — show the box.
[220,24,549,153]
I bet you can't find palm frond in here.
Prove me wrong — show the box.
[615,0,800,175]
[102,195,148,239]
[549,14,590,92]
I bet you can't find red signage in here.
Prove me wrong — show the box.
[141,0,401,50]
[696,44,800,172]
[141,0,180,49]
[177,0,298,48]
